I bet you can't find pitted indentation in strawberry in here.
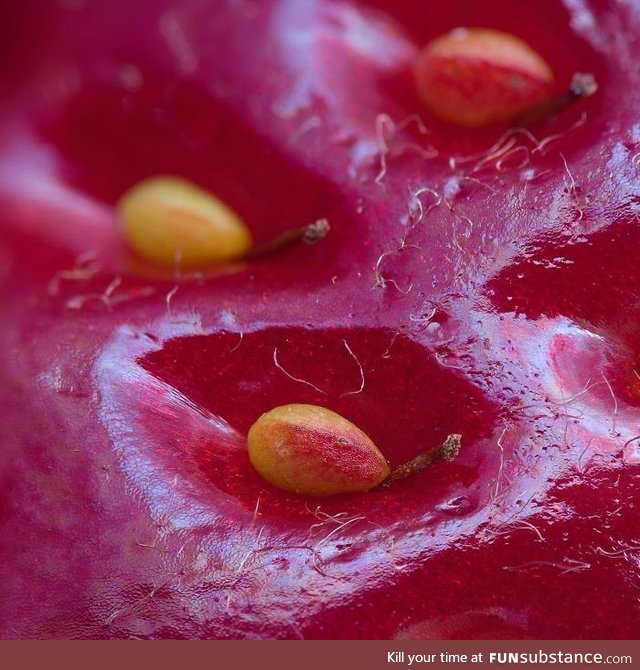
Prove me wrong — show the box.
[484,217,640,331]
[139,325,496,489]
[102,322,502,516]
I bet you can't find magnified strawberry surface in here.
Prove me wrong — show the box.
[1,0,639,640]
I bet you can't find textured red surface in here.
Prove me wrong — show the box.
[1,0,640,639]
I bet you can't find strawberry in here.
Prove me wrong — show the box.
[0,0,637,639]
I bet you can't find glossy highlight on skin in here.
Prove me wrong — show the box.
[0,0,639,641]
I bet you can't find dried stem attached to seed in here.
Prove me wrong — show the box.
[517,72,598,125]
[384,433,462,486]
[249,218,331,257]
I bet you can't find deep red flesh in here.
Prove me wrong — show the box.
[1,0,640,639]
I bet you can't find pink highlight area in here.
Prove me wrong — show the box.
[0,124,119,263]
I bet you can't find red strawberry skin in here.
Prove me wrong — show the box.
[1,0,640,639]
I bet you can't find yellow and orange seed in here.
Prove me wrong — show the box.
[117,176,252,268]
[415,27,555,127]
[247,404,390,496]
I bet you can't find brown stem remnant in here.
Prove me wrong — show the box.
[517,72,598,125]
[384,433,462,486]
[250,218,331,257]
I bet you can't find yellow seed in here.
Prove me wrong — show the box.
[415,28,555,126]
[248,404,390,496]
[117,176,252,267]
